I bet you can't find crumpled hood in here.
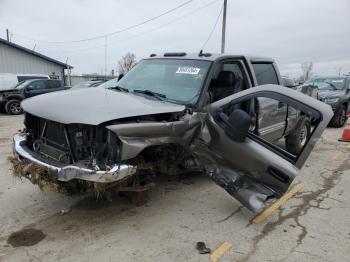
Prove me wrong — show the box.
[318,90,343,99]
[21,88,186,125]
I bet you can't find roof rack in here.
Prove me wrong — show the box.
[149,54,157,57]
[163,52,187,57]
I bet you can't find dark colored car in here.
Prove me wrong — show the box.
[12,53,332,213]
[0,79,69,114]
[300,77,350,127]
[71,80,106,89]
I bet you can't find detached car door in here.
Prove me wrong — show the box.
[193,85,333,213]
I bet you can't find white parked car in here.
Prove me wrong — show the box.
[0,73,50,91]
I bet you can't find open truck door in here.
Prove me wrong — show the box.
[192,85,333,213]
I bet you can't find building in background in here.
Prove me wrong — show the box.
[0,37,72,84]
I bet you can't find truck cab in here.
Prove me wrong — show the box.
[113,53,307,153]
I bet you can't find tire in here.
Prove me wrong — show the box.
[329,105,347,128]
[285,116,311,155]
[5,100,23,115]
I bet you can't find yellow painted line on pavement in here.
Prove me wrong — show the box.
[332,151,342,161]
[210,242,232,262]
[252,181,304,224]
[347,144,350,149]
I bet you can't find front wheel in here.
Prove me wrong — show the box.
[285,116,311,155]
[329,105,347,128]
[5,100,23,115]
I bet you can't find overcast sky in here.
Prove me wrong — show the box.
[0,0,349,78]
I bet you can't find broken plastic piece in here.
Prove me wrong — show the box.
[196,241,211,254]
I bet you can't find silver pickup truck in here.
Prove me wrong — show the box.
[12,53,332,213]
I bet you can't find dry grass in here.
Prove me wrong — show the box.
[7,156,112,196]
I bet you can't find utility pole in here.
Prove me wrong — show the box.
[6,29,10,42]
[104,36,107,77]
[221,0,227,53]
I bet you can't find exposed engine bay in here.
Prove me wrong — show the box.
[15,112,202,194]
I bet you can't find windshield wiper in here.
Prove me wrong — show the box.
[108,86,129,92]
[325,81,337,90]
[133,89,166,100]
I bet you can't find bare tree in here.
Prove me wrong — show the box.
[117,52,137,75]
[301,62,313,82]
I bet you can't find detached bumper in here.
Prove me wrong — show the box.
[13,133,137,183]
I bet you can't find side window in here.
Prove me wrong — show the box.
[46,80,61,89]
[252,63,279,85]
[216,94,320,160]
[208,61,248,103]
[27,81,45,90]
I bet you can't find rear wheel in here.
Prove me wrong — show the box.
[5,100,23,115]
[285,116,311,155]
[329,105,347,128]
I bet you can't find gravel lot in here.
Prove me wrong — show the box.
[0,113,349,262]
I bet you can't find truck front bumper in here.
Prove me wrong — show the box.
[13,133,137,183]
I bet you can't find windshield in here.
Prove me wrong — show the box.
[302,78,345,90]
[100,59,212,103]
[14,81,29,89]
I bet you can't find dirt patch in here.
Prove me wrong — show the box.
[7,228,46,247]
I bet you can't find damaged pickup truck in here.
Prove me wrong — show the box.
[12,53,333,213]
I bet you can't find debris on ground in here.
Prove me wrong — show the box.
[210,241,233,262]
[196,241,211,254]
[252,181,304,224]
[60,208,71,215]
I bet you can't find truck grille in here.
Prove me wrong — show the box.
[24,114,119,169]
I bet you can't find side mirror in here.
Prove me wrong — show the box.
[220,109,251,142]
[118,74,124,81]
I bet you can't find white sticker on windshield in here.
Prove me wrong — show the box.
[176,67,200,75]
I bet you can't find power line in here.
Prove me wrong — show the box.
[201,2,223,50]
[37,0,221,55]
[12,0,194,44]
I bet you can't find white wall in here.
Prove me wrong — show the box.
[0,43,65,79]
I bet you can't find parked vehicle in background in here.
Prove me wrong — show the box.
[0,79,69,114]
[12,53,333,213]
[282,76,318,99]
[71,80,106,89]
[301,76,350,127]
[0,73,50,91]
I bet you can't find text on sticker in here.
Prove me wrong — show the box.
[176,67,200,75]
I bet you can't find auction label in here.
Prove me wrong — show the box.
[176,67,200,75]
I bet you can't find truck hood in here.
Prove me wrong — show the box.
[21,88,186,125]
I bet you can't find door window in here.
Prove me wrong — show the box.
[46,80,61,89]
[252,63,279,85]
[208,61,248,103]
[216,94,320,160]
[27,81,46,90]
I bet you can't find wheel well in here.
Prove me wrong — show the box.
[6,96,22,102]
